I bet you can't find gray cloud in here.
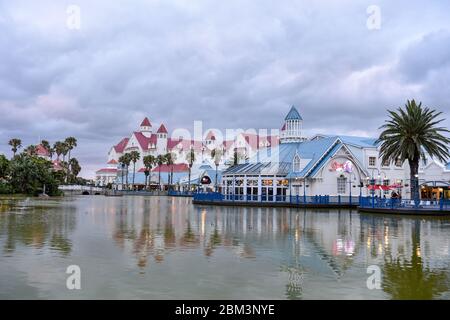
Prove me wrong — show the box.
[0,0,449,177]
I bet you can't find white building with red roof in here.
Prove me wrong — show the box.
[95,116,280,188]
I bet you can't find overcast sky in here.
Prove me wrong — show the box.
[1,0,449,178]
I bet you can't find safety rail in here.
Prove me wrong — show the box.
[359,197,449,211]
[194,193,361,205]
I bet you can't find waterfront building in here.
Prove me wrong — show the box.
[222,106,450,200]
[95,117,276,188]
[179,162,222,192]
[419,157,450,200]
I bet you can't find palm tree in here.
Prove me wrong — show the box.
[121,153,132,189]
[231,148,243,166]
[118,155,128,190]
[24,145,38,156]
[129,151,140,190]
[69,158,81,182]
[61,142,69,162]
[165,153,176,189]
[8,138,22,157]
[156,154,165,190]
[143,155,156,190]
[186,148,196,192]
[53,141,65,161]
[211,148,223,192]
[64,137,77,163]
[377,100,450,201]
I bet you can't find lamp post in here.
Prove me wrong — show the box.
[379,171,387,198]
[347,172,353,202]
[121,163,125,191]
[303,177,308,203]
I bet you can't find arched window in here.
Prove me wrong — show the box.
[293,154,301,172]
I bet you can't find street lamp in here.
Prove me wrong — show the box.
[303,178,309,203]
[121,163,125,190]
[379,171,387,198]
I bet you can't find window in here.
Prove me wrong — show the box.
[368,157,376,167]
[293,154,301,172]
[395,157,403,167]
[337,176,347,194]
[382,159,390,167]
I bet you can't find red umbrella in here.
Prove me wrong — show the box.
[368,185,391,191]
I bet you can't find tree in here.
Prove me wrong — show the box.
[53,141,65,161]
[69,158,81,182]
[61,142,69,162]
[8,138,22,158]
[165,153,176,189]
[40,140,51,157]
[0,154,9,179]
[118,155,128,190]
[119,153,132,190]
[129,151,140,190]
[156,154,165,190]
[231,148,244,166]
[143,155,156,190]
[211,148,223,192]
[24,145,38,156]
[186,148,196,192]
[64,137,77,163]
[376,100,450,201]
[8,153,60,196]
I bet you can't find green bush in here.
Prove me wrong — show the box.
[0,182,12,194]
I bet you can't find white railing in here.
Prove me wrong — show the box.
[58,185,103,192]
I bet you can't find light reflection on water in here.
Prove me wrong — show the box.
[0,195,450,300]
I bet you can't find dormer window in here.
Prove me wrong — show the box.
[293,154,301,172]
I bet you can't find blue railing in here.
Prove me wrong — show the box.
[359,197,450,211]
[193,193,361,205]
[168,190,196,197]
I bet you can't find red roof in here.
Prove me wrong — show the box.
[152,163,189,173]
[52,160,63,171]
[134,132,157,151]
[157,124,168,134]
[107,159,118,164]
[114,138,129,153]
[36,144,50,157]
[140,117,152,127]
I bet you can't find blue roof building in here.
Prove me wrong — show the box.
[222,105,414,199]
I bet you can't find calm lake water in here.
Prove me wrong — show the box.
[1,195,450,300]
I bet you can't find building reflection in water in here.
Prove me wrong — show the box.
[1,196,450,299]
[111,198,450,299]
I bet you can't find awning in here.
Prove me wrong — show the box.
[368,185,391,191]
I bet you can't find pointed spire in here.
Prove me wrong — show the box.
[157,124,168,134]
[285,105,302,121]
[140,117,152,127]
